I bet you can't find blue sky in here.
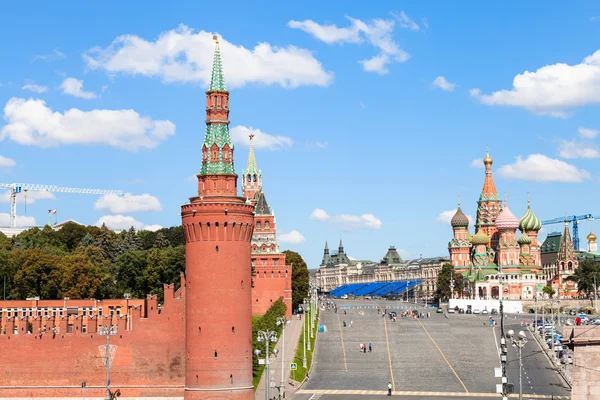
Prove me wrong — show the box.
[1,2,600,268]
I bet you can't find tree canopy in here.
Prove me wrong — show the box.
[566,259,600,296]
[283,250,309,312]
[0,222,185,302]
[435,263,464,301]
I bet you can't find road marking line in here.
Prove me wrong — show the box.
[335,313,348,372]
[382,306,396,392]
[416,318,469,393]
[296,389,569,398]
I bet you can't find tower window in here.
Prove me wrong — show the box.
[265,221,270,229]
[214,350,218,359]
[216,246,219,253]
[256,221,261,230]
[253,174,257,182]
[232,326,235,334]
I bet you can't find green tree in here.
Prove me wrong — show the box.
[12,226,65,251]
[542,285,555,298]
[60,254,103,299]
[56,222,88,251]
[0,232,11,250]
[10,249,62,299]
[160,226,184,247]
[138,230,157,250]
[93,224,118,261]
[115,249,148,298]
[283,250,309,312]
[436,263,464,301]
[153,231,171,249]
[74,245,116,299]
[566,259,600,298]
[80,233,100,248]
[142,246,186,301]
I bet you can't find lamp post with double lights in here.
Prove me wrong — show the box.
[506,329,528,400]
[276,317,291,399]
[305,299,311,351]
[302,300,308,368]
[449,275,455,301]
[256,329,279,400]
[98,325,117,400]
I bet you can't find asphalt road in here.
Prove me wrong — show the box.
[297,299,570,399]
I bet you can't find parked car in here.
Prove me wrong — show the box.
[482,309,489,315]
[458,308,465,314]
[466,309,472,314]
[447,307,455,313]
[473,309,480,314]
[491,308,498,315]
[436,308,443,313]
[341,294,348,299]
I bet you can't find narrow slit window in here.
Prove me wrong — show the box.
[214,350,218,359]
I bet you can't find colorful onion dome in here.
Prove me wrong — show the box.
[587,232,597,242]
[451,206,469,228]
[496,204,519,230]
[471,230,489,245]
[519,201,542,232]
[517,232,532,245]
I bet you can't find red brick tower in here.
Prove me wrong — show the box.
[181,36,255,400]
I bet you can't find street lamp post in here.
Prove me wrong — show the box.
[449,276,455,301]
[305,299,311,350]
[256,329,279,400]
[302,300,307,368]
[98,326,117,400]
[506,329,528,400]
[498,268,508,400]
[594,274,598,313]
[276,317,290,399]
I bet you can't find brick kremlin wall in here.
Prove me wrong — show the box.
[252,266,292,317]
[0,281,185,399]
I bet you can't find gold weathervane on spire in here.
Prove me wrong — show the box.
[213,34,220,48]
[457,194,461,207]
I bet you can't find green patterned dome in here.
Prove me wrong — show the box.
[517,232,532,245]
[471,230,489,245]
[450,206,470,228]
[519,201,542,231]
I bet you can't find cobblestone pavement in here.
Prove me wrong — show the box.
[300,300,569,398]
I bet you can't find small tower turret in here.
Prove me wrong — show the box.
[242,133,262,201]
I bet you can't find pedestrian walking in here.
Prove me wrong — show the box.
[350,320,353,327]
[387,382,392,396]
[368,343,372,352]
[363,345,366,353]
[360,343,364,351]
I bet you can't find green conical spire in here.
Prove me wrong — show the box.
[243,133,260,177]
[209,35,227,92]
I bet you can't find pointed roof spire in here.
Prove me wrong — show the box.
[209,35,227,92]
[339,238,344,249]
[325,240,329,250]
[480,149,499,200]
[245,133,260,176]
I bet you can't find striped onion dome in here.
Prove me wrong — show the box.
[496,204,519,230]
[451,206,470,228]
[517,232,532,245]
[519,201,542,232]
[471,230,490,245]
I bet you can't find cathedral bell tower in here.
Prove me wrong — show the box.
[181,36,255,400]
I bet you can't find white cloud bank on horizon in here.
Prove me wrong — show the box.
[0,213,36,227]
[279,230,306,244]
[94,193,162,213]
[95,214,162,232]
[83,25,333,89]
[310,208,382,232]
[1,98,175,151]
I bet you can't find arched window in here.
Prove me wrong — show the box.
[213,96,217,107]
[265,221,270,229]
[256,221,261,230]
[247,174,251,183]
[568,262,573,270]
[253,174,257,182]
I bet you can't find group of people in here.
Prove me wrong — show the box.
[359,342,372,353]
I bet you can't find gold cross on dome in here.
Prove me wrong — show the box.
[249,133,255,141]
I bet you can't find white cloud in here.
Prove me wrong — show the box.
[94,193,162,213]
[84,25,332,89]
[22,84,48,93]
[395,11,420,31]
[230,125,293,151]
[470,49,600,117]
[432,76,456,92]
[1,98,175,151]
[436,209,473,224]
[0,213,36,227]
[32,49,65,62]
[497,154,591,183]
[0,190,55,204]
[578,127,599,139]
[306,141,328,149]
[95,214,159,232]
[289,16,410,75]
[279,230,306,244]
[558,140,600,159]
[0,155,16,169]
[470,158,484,168]
[309,208,382,232]
[60,78,96,99]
